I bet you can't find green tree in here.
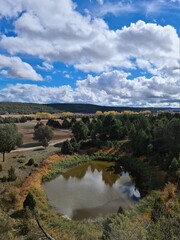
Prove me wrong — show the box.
[82,116,90,125]
[72,121,89,141]
[42,138,49,148]
[23,192,36,211]
[61,118,71,129]
[134,129,149,156]
[70,137,79,152]
[169,158,179,172]
[8,166,17,181]
[46,119,61,128]
[33,125,53,146]
[61,140,74,154]
[0,124,23,161]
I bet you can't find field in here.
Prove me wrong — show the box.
[0,118,102,240]
[0,119,72,178]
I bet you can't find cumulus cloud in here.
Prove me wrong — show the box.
[0,70,179,107]
[0,84,74,103]
[0,54,43,80]
[0,0,179,107]
[0,0,179,77]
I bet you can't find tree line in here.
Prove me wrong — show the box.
[61,112,180,183]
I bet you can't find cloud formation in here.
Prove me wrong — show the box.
[0,0,179,107]
[0,70,179,107]
[0,1,179,75]
[0,54,43,80]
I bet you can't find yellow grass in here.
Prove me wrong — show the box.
[15,154,68,210]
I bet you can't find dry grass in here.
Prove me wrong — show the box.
[15,154,67,210]
[16,120,72,145]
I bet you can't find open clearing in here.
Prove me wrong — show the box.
[0,119,72,178]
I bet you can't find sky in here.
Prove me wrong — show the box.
[0,0,179,107]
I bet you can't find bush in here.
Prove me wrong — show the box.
[8,166,17,181]
[23,192,36,211]
[61,140,74,155]
[17,158,25,164]
[26,159,34,166]
[42,138,48,148]
[19,166,26,170]
[1,176,7,182]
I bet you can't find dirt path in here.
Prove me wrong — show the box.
[12,138,70,152]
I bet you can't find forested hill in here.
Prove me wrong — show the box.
[0,102,57,114]
[0,102,179,114]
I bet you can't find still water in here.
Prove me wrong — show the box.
[43,161,140,220]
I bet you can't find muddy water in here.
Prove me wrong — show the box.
[43,161,140,220]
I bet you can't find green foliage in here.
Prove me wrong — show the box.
[151,197,168,222]
[0,124,23,161]
[72,120,89,141]
[70,137,80,152]
[2,176,7,182]
[169,158,179,172]
[23,192,36,211]
[8,166,17,181]
[61,118,71,129]
[102,215,147,240]
[42,138,49,148]
[46,118,61,128]
[82,116,90,125]
[61,140,74,155]
[0,102,57,114]
[17,158,25,164]
[26,158,34,166]
[33,125,53,144]
[148,197,180,240]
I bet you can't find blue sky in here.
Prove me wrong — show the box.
[0,0,179,107]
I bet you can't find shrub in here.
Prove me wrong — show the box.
[2,176,7,182]
[42,138,48,148]
[23,192,36,211]
[61,140,74,155]
[17,158,25,164]
[19,166,26,170]
[8,166,17,181]
[26,159,34,166]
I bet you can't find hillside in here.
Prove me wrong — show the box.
[0,102,179,115]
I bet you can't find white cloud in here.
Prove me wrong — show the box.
[93,1,135,17]
[0,70,179,107]
[0,84,74,103]
[37,62,54,71]
[0,0,23,18]
[0,0,179,107]
[0,54,43,80]
[0,1,178,77]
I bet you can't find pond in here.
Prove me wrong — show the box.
[43,161,140,220]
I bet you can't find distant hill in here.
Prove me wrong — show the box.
[0,102,179,115]
[47,103,150,113]
[0,102,57,115]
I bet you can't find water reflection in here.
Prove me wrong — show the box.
[43,161,140,220]
[63,161,120,186]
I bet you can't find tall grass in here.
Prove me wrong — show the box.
[42,154,91,181]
